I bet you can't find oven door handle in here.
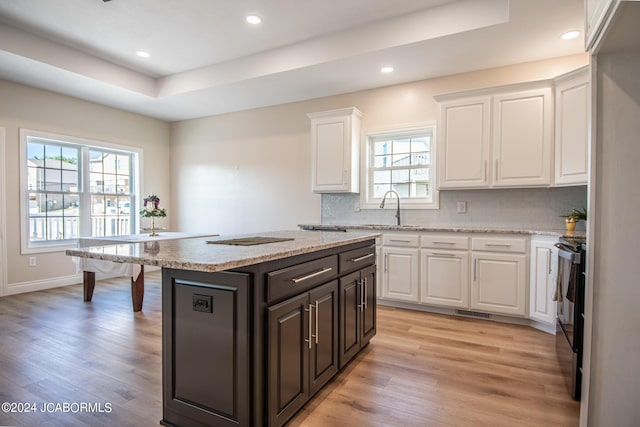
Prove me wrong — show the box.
[555,243,581,264]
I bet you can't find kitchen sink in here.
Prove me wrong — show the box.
[207,237,294,246]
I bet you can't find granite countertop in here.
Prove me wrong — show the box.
[298,223,586,240]
[66,230,380,273]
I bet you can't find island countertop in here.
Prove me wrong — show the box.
[65,230,380,273]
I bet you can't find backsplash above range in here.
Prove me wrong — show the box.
[322,186,588,231]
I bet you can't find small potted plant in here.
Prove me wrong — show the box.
[561,207,587,233]
[140,194,167,236]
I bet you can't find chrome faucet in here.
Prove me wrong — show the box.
[380,190,401,226]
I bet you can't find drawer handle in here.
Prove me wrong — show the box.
[349,253,374,263]
[432,241,455,245]
[291,267,333,284]
[432,252,455,257]
[389,239,411,243]
[485,244,512,248]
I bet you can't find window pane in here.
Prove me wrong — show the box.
[373,170,391,184]
[116,154,130,175]
[392,153,410,166]
[393,139,411,154]
[62,194,79,239]
[411,137,430,152]
[412,152,430,165]
[90,172,104,193]
[392,169,410,184]
[413,182,429,198]
[90,151,104,172]
[393,184,410,198]
[374,154,391,168]
[103,174,117,193]
[374,140,390,156]
[373,184,391,198]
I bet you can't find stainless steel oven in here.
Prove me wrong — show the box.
[555,237,586,400]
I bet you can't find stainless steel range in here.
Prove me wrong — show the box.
[555,236,586,400]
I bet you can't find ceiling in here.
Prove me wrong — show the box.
[0,0,585,122]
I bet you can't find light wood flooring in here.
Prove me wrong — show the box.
[0,272,579,427]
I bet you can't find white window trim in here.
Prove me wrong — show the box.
[19,128,143,254]
[360,123,439,210]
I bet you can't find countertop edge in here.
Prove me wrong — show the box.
[66,232,380,273]
[298,223,583,239]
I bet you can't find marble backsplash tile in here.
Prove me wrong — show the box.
[321,186,588,231]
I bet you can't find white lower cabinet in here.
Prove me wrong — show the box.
[529,237,559,326]
[379,232,533,319]
[381,243,419,302]
[471,252,527,316]
[420,249,469,308]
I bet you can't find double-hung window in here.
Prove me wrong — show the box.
[20,129,140,253]
[363,126,438,209]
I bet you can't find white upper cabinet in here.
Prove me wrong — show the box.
[436,82,553,189]
[437,96,491,188]
[554,67,590,186]
[308,107,362,193]
[492,88,553,187]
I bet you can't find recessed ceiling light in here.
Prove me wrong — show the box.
[136,50,151,58]
[246,15,262,24]
[561,31,580,40]
[381,66,394,73]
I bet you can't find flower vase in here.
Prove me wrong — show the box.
[565,218,577,234]
[149,216,158,236]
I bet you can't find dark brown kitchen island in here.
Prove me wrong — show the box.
[67,230,378,427]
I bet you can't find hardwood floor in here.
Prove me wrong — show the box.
[0,272,579,427]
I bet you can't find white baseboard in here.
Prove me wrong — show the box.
[5,266,161,296]
[7,274,84,295]
[377,298,556,335]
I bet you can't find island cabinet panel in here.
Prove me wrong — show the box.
[161,238,376,427]
[339,264,376,368]
[162,269,250,427]
[267,281,339,427]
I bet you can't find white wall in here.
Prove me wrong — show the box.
[0,79,171,289]
[586,50,640,426]
[170,54,589,235]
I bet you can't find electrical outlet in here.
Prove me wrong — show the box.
[456,201,467,214]
[28,256,37,267]
[354,202,361,212]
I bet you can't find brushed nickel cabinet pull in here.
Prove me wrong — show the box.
[349,253,374,263]
[291,267,333,283]
[433,241,455,245]
[304,304,313,349]
[432,252,456,257]
[314,300,319,344]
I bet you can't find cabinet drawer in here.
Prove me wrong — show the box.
[339,245,375,274]
[422,235,469,250]
[472,237,527,253]
[382,234,420,247]
[267,255,338,303]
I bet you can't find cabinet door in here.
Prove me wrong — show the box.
[529,240,558,326]
[361,265,377,345]
[339,270,361,368]
[382,247,419,302]
[492,88,553,187]
[438,96,491,188]
[471,253,527,316]
[421,249,469,309]
[268,293,310,427]
[309,281,339,395]
[555,68,589,186]
[309,108,361,193]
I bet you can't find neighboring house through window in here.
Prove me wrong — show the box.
[20,129,140,253]
[362,126,438,209]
